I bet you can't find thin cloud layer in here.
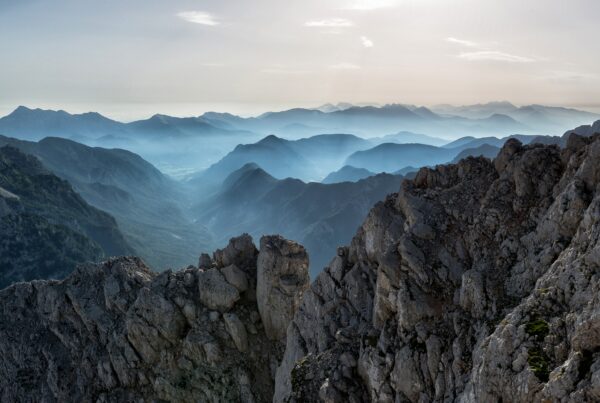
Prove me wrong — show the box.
[446,36,535,63]
[305,18,354,27]
[361,36,374,47]
[446,37,477,47]
[458,51,534,63]
[329,63,361,70]
[177,11,219,26]
[343,0,397,10]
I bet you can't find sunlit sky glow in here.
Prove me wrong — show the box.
[1,0,599,120]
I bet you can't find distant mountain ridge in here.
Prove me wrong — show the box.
[322,165,375,184]
[0,146,133,288]
[0,106,255,142]
[0,135,213,269]
[189,133,373,188]
[193,164,405,274]
[431,101,600,133]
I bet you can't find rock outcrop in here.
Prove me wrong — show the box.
[257,235,310,340]
[4,134,600,402]
[275,134,600,402]
[0,234,308,403]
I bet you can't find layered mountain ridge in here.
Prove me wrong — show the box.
[3,132,600,401]
[0,145,132,288]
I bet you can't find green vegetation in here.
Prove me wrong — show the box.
[528,347,550,382]
[0,146,132,288]
[525,318,549,341]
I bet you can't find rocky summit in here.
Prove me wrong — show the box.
[0,234,308,403]
[3,134,600,402]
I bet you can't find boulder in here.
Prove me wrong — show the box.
[197,268,240,312]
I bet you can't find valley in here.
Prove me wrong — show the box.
[0,103,598,285]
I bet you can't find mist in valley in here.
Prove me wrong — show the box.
[1,102,598,277]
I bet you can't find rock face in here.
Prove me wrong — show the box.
[0,235,288,403]
[257,235,310,340]
[275,134,600,402]
[5,134,600,402]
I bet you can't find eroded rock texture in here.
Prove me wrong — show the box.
[4,134,600,403]
[0,234,308,403]
[275,134,600,402]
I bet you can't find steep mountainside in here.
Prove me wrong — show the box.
[4,130,600,402]
[275,133,600,402]
[5,134,600,401]
[0,235,310,402]
[193,164,404,274]
[189,133,372,188]
[0,146,132,288]
[0,135,213,269]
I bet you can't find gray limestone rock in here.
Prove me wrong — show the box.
[256,235,310,341]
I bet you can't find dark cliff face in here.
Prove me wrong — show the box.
[3,134,600,402]
[0,146,133,288]
[275,133,600,402]
[0,234,309,403]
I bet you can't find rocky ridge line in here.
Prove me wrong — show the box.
[3,133,600,402]
[275,133,600,402]
[0,234,309,403]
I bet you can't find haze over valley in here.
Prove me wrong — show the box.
[1,102,598,278]
[3,1,600,401]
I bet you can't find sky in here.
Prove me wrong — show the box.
[1,0,599,120]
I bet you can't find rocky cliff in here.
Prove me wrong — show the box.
[0,234,308,402]
[275,133,600,402]
[3,133,600,402]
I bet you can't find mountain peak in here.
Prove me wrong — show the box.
[258,134,285,145]
[13,105,32,113]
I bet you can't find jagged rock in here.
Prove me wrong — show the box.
[257,235,310,341]
[197,268,240,312]
[275,134,600,402]
[224,312,249,352]
[0,252,280,402]
[221,264,249,292]
[213,233,258,269]
[198,253,212,269]
[5,133,600,402]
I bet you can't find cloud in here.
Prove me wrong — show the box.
[261,68,310,75]
[539,70,598,81]
[343,0,397,10]
[361,36,374,48]
[329,63,361,70]
[458,51,535,63]
[446,37,477,47]
[177,11,219,26]
[305,18,354,28]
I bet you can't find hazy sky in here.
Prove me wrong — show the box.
[1,0,599,120]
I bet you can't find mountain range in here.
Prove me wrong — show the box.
[322,165,375,184]
[1,102,599,283]
[2,103,598,176]
[431,101,599,133]
[192,163,405,274]
[7,132,600,402]
[0,135,213,269]
[0,146,132,288]
[187,133,375,194]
